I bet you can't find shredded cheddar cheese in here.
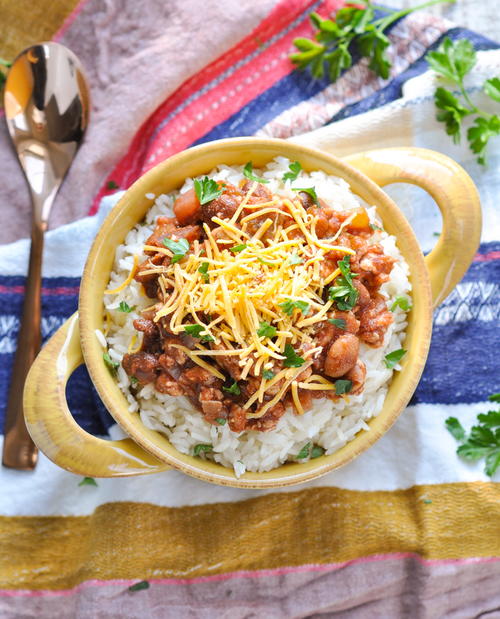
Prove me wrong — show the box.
[112,180,366,419]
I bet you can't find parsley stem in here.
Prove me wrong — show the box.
[374,0,455,32]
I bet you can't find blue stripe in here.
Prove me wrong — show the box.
[413,320,500,405]
[328,28,500,123]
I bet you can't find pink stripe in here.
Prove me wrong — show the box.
[474,250,500,262]
[0,285,79,296]
[52,0,92,42]
[2,553,498,598]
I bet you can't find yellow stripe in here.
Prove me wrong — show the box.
[1,483,498,589]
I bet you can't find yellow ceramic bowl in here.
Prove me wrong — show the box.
[24,138,481,488]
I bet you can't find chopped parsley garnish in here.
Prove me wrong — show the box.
[163,237,190,263]
[230,244,247,253]
[257,321,277,338]
[103,352,119,376]
[423,499,433,504]
[334,379,352,395]
[216,418,227,426]
[194,176,224,204]
[223,381,241,395]
[243,161,270,184]
[296,443,325,460]
[262,369,275,380]
[106,180,119,190]
[257,257,274,266]
[445,394,500,477]
[198,261,209,282]
[433,231,441,237]
[390,296,412,312]
[279,299,310,316]
[194,444,213,456]
[118,301,134,313]
[328,318,347,329]
[384,348,407,369]
[289,254,303,265]
[292,186,319,206]
[183,324,214,342]
[282,161,302,182]
[297,442,311,459]
[283,344,305,368]
[78,477,98,487]
[310,445,325,459]
[328,255,359,311]
[369,222,382,231]
[128,581,150,592]
[130,376,139,386]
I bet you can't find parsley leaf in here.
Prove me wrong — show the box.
[390,296,412,312]
[289,254,303,265]
[434,87,471,144]
[328,256,359,311]
[445,417,466,440]
[163,237,190,263]
[230,244,247,253]
[103,352,120,376]
[279,299,310,316]
[467,116,500,165]
[384,348,407,369]
[369,222,382,231]
[334,379,352,395]
[257,321,277,338]
[328,318,347,330]
[310,444,325,459]
[118,301,134,313]
[194,444,213,456]
[216,417,226,425]
[292,186,319,206]
[446,397,500,477]
[183,324,214,342]
[427,37,476,84]
[427,37,500,165]
[243,161,269,184]
[297,442,311,459]
[283,344,305,368]
[106,180,119,190]
[223,381,241,395]
[262,369,275,380]
[78,477,98,487]
[128,581,150,592]
[130,376,139,386]
[282,161,302,182]
[198,262,209,282]
[194,177,224,205]
[484,77,500,103]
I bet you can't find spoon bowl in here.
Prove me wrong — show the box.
[2,42,90,470]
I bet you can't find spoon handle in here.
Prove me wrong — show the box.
[2,223,43,469]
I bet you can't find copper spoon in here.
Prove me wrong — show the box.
[2,42,90,469]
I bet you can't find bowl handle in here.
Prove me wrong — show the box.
[344,147,481,307]
[23,313,171,477]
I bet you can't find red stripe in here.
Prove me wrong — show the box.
[90,0,344,214]
[474,250,500,262]
[0,285,79,296]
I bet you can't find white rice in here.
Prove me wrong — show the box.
[103,158,411,477]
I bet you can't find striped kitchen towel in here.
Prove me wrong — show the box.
[0,1,499,617]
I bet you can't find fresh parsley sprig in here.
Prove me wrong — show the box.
[445,394,500,477]
[328,255,359,311]
[290,0,454,83]
[427,37,500,164]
